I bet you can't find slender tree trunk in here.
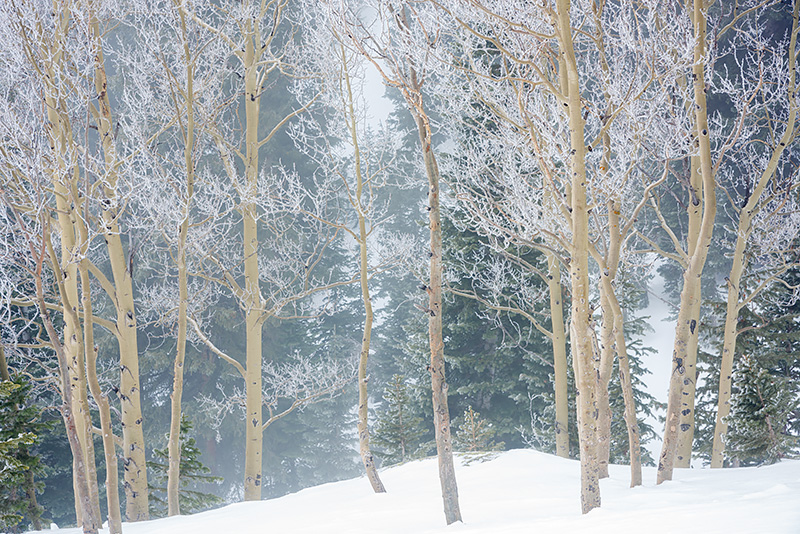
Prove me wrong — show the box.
[675,156,702,468]
[88,16,149,517]
[547,253,570,458]
[596,290,614,478]
[344,51,387,494]
[80,263,123,534]
[657,0,716,484]
[711,0,799,467]
[356,214,386,493]
[413,104,462,526]
[556,0,600,513]
[242,26,265,501]
[39,239,100,534]
[167,3,197,514]
[0,346,8,381]
[43,72,101,528]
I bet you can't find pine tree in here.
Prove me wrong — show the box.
[452,406,505,454]
[725,355,799,466]
[0,374,47,532]
[147,416,224,517]
[373,375,427,466]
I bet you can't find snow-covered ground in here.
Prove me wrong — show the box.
[35,450,800,534]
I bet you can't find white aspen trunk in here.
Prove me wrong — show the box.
[80,263,123,534]
[43,51,101,525]
[344,51,386,494]
[547,253,570,458]
[415,111,462,524]
[711,0,799,467]
[675,156,702,468]
[657,0,716,484]
[39,236,100,534]
[242,25,265,501]
[556,0,600,513]
[167,2,197,514]
[596,289,614,478]
[88,16,149,517]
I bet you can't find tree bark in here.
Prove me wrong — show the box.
[675,154,702,469]
[547,253,570,458]
[657,0,716,484]
[80,264,123,534]
[42,41,101,524]
[556,0,601,513]
[344,50,387,494]
[167,1,197,514]
[39,235,100,534]
[88,15,149,517]
[711,0,799,468]
[242,25,265,501]
[415,111,462,525]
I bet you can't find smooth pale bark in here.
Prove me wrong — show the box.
[380,5,461,520]
[556,0,600,513]
[657,0,716,484]
[711,1,799,468]
[42,42,101,523]
[343,53,386,494]
[414,107,462,525]
[0,346,9,381]
[675,154,703,468]
[597,287,614,479]
[39,235,100,534]
[593,199,643,487]
[80,264,123,534]
[597,275,643,487]
[242,25,267,500]
[547,253,570,458]
[88,16,149,517]
[167,2,196,515]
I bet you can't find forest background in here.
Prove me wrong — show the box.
[1,0,798,532]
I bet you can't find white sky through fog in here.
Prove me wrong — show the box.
[638,272,676,460]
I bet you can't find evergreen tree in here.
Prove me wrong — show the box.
[452,406,504,453]
[725,355,799,466]
[373,375,427,466]
[147,415,224,517]
[0,374,47,532]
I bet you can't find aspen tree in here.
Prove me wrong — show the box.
[657,0,717,484]
[435,0,693,498]
[286,4,420,492]
[326,0,463,522]
[710,0,800,468]
[181,0,359,500]
[2,1,151,521]
[126,0,209,514]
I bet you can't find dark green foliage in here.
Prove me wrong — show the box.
[147,415,224,517]
[725,355,799,466]
[608,316,660,467]
[373,375,427,466]
[0,374,48,532]
[695,269,800,465]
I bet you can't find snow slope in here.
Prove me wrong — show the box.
[36,450,800,534]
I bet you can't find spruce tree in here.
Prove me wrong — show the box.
[373,375,427,466]
[147,415,224,517]
[725,355,799,466]
[452,406,504,454]
[0,374,47,532]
